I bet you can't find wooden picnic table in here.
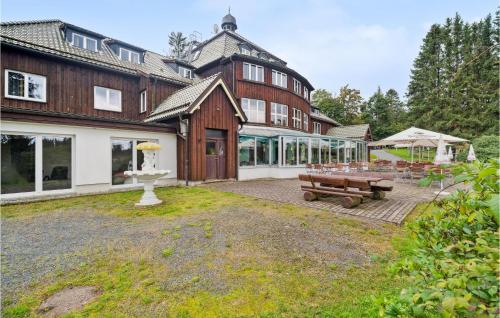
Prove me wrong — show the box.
[298,174,393,208]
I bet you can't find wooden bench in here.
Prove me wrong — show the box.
[298,174,392,208]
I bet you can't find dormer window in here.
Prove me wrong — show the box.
[241,47,251,55]
[119,47,140,64]
[71,32,98,52]
[179,66,193,79]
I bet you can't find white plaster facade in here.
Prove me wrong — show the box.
[1,121,177,202]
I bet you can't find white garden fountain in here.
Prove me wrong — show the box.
[125,142,170,206]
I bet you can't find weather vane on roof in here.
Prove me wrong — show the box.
[228,6,231,14]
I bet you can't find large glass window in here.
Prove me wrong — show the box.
[94,86,122,112]
[298,138,309,165]
[241,98,266,123]
[256,137,269,165]
[42,136,72,191]
[111,139,156,185]
[243,63,264,82]
[330,140,338,163]
[283,137,297,166]
[239,136,255,166]
[271,138,279,165]
[351,142,357,162]
[313,122,321,134]
[111,140,133,185]
[271,103,288,126]
[321,139,330,164]
[1,135,36,194]
[311,139,320,164]
[338,140,345,163]
[5,70,46,102]
[272,70,287,88]
[1,134,73,195]
[292,108,302,129]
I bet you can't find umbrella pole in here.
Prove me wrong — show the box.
[411,144,414,163]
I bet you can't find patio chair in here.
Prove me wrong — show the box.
[313,164,324,174]
[409,164,426,184]
[395,160,410,182]
[305,163,314,174]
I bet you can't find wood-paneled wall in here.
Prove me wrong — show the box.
[1,47,183,122]
[232,60,313,133]
[177,85,239,181]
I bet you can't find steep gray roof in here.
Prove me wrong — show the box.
[310,111,341,126]
[0,19,192,85]
[189,30,286,68]
[326,124,371,140]
[146,73,221,122]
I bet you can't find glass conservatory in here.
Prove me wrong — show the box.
[238,126,368,168]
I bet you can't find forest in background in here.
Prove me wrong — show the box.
[313,10,499,141]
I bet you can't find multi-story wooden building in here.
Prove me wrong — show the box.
[0,13,369,200]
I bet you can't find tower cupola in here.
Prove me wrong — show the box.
[221,8,237,32]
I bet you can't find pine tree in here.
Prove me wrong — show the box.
[407,11,499,139]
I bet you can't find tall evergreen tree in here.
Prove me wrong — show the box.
[168,32,187,58]
[407,12,499,139]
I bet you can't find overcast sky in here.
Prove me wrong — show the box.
[2,0,497,98]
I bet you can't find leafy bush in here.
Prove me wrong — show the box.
[456,135,500,162]
[381,160,499,317]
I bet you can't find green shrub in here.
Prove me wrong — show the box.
[381,160,499,317]
[456,135,500,162]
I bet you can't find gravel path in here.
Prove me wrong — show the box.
[2,204,385,299]
[371,149,404,162]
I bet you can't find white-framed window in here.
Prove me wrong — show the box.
[313,122,322,134]
[292,108,302,129]
[293,78,301,94]
[243,63,264,82]
[271,102,288,126]
[178,66,193,79]
[241,47,251,55]
[1,133,73,195]
[241,98,266,123]
[304,87,309,100]
[140,90,147,113]
[272,70,287,88]
[4,69,46,102]
[94,86,122,112]
[303,113,309,131]
[119,47,140,64]
[71,32,98,52]
[111,138,158,186]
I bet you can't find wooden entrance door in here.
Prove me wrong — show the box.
[205,130,227,180]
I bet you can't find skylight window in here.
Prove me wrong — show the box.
[71,33,98,52]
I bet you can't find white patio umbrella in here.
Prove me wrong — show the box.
[467,145,477,162]
[434,135,451,195]
[447,147,454,161]
[368,127,466,163]
[434,135,451,165]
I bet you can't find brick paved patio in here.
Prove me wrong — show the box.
[207,179,441,225]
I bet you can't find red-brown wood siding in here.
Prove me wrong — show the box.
[177,85,239,181]
[233,61,313,133]
[1,47,183,122]
[197,62,234,91]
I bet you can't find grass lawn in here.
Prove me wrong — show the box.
[1,186,414,318]
[385,148,436,162]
